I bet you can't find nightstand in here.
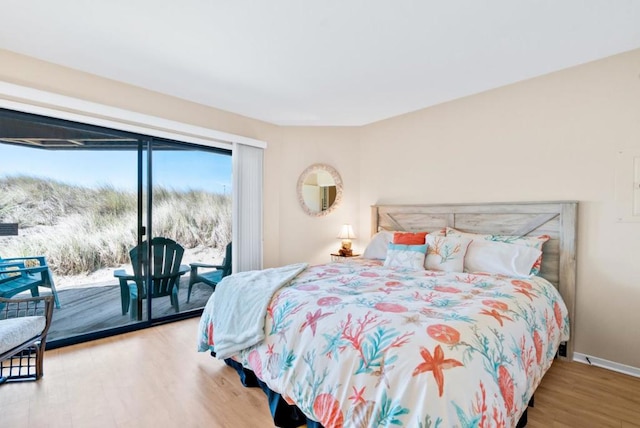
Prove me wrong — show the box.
[330,253,361,262]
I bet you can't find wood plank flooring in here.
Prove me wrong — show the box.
[1,318,639,428]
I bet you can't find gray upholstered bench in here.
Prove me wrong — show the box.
[0,296,54,383]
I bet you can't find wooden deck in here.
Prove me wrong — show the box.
[34,279,214,342]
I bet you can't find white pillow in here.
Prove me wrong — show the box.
[383,243,428,270]
[362,231,393,259]
[464,240,542,277]
[446,227,549,275]
[424,235,471,272]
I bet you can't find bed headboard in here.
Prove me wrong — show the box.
[371,201,578,360]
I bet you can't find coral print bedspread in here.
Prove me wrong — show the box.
[198,259,569,428]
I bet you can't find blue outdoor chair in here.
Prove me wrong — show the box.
[0,256,60,309]
[187,242,232,303]
[114,237,188,320]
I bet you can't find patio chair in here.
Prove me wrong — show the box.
[114,237,189,320]
[187,242,232,303]
[0,256,61,309]
[0,295,54,384]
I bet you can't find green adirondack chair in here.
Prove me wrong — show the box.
[0,256,60,309]
[186,242,232,303]
[114,237,188,320]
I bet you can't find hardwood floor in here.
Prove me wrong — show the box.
[1,318,639,428]
[528,359,640,428]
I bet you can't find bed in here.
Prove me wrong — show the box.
[198,201,577,428]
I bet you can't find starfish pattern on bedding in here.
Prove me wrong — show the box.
[412,345,463,397]
[299,309,333,336]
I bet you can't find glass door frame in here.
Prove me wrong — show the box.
[0,108,230,349]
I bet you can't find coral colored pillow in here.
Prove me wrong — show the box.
[393,232,427,245]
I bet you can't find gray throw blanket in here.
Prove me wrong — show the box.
[211,262,308,360]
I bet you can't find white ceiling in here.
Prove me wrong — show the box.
[1,1,639,126]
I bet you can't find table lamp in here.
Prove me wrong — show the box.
[337,224,356,256]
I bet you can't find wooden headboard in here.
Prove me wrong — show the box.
[371,201,578,360]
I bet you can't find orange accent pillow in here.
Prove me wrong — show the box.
[393,231,427,245]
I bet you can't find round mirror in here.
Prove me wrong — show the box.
[297,164,343,217]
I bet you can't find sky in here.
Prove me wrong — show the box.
[0,143,232,194]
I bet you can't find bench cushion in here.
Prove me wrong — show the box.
[0,316,46,354]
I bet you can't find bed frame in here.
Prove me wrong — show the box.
[371,201,578,361]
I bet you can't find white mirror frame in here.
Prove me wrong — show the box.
[296,163,343,217]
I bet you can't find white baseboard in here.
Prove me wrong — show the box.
[573,352,640,378]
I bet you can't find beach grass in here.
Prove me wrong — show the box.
[0,175,231,276]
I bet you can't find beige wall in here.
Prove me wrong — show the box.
[3,47,640,369]
[276,127,361,266]
[358,48,640,369]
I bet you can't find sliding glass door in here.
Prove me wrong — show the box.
[0,108,231,346]
[141,139,232,321]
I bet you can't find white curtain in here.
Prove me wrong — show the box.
[232,143,264,273]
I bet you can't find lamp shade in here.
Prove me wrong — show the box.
[337,224,356,240]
